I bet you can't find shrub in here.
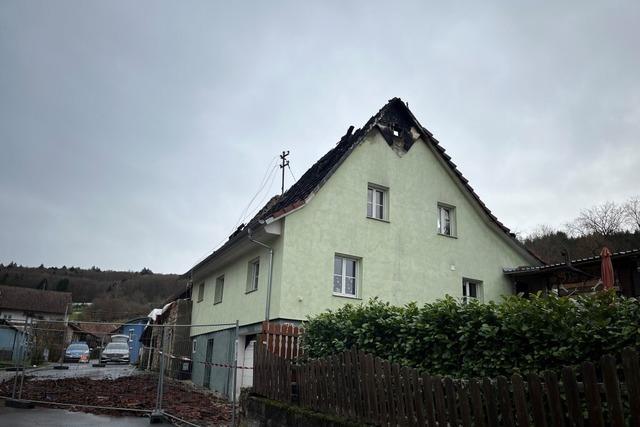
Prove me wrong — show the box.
[302,291,640,378]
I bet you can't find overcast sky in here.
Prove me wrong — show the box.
[1,1,638,273]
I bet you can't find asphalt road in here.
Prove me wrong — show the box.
[0,406,158,426]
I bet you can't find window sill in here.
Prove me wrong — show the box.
[437,232,457,239]
[196,299,203,303]
[332,293,361,300]
[245,289,258,294]
[366,216,390,223]
[213,301,222,305]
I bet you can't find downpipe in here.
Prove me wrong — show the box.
[247,229,274,322]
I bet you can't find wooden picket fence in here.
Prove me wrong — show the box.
[254,345,640,427]
[258,321,304,359]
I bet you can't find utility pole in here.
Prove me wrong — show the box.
[279,150,290,195]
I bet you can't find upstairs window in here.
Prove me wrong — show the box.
[462,279,483,304]
[333,255,359,298]
[214,275,224,304]
[247,258,260,293]
[437,203,456,236]
[197,282,205,303]
[367,185,388,220]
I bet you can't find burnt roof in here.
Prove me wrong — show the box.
[189,98,540,274]
[0,285,72,315]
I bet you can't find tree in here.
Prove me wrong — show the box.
[140,267,153,275]
[624,196,640,232]
[55,278,69,292]
[567,201,627,237]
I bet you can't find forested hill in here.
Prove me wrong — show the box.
[0,263,188,321]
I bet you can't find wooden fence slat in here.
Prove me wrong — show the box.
[581,361,604,427]
[375,357,388,425]
[561,367,583,427]
[600,355,625,427]
[622,347,640,426]
[411,370,426,427]
[469,379,486,427]
[543,370,566,427]
[402,366,416,427]
[360,351,372,423]
[383,359,397,426]
[512,374,530,427]
[528,373,548,427]
[483,377,499,427]
[367,354,379,424]
[393,363,407,425]
[457,380,473,427]
[444,377,458,425]
[422,374,437,427]
[433,376,448,427]
[497,375,515,427]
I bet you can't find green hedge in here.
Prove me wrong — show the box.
[302,291,640,378]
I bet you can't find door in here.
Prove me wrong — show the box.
[203,338,214,389]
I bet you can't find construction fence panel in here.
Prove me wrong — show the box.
[0,318,242,427]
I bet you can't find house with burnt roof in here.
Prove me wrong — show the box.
[186,98,541,397]
[0,285,71,327]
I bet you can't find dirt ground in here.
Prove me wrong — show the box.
[0,373,232,426]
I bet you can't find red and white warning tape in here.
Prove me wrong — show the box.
[142,346,253,370]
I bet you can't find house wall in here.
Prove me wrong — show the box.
[276,130,534,320]
[0,309,65,325]
[191,328,235,397]
[190,240,284,336]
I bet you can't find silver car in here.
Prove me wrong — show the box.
[100,342,130,364]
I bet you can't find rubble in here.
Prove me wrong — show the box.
[0,374,232,426]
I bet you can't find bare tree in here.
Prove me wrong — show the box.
[568,201,626,237]
[624,196,640,232]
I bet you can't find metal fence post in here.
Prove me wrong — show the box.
[231,320,239,427]
[150,325,166,424]
[54,306,70,370]
[11,319,28,399]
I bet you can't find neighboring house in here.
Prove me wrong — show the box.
[139,289,193,379]
[67,322,118,349]
[0,319,26,363]
[187,98,541,396]
[505,248,640,297]
[0,285,71,328]
[112,317,147,365]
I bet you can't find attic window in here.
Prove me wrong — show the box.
[392,128,400,137]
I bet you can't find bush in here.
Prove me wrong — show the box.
[302,291,640,378]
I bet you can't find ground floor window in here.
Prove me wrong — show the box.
[462,279,483,303]
[333,254,359,297]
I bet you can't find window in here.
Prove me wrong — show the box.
[128,329,134,341]
[214,275,224,304]
[437,203,456,236]
[192,339,197,354]
[333,255,359,297]
[462,279,483,304]
[367,185,388,220]
[246,258,260,293]
[197,282,205,303]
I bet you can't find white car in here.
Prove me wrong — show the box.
[100,342,130,364]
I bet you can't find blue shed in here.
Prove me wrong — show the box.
[0,319,26,364]
[114,317,147,365]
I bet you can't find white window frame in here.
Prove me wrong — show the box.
[367,184,388,221]
[214,275,224,304]
[196,282,205,303]
[246,258,260,293]
[462,279,483,304]
[437,203,456,237]
[333,255,359,298]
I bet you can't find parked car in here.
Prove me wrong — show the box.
[100,342,130,364]
[64,342,90,363]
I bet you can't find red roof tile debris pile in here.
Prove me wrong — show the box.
[0,374,231,425]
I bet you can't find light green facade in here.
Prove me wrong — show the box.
[191,129,535,335]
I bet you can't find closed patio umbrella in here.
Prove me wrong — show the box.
[600,247,614,290]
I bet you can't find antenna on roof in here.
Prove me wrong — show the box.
[279,150,290,195]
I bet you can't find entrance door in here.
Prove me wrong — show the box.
[203,338,214,389]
